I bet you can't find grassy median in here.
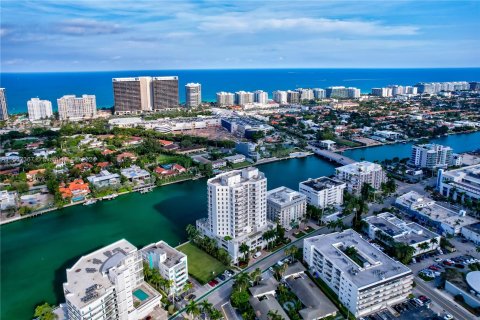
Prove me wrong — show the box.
[177,242,228,284]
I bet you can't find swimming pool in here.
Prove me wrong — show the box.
[133,289,149,301]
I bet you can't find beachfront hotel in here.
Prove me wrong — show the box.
[196,167,274,263]
[57,95,97,121]
[113,76,179,114]
[141,241,188,295]
[303,229,413,318]
[63,239,163,320]
[299,176,346,209]
[335,161,387,195]
[216,91,235,106]
[27,98,53,121]
[266,186,307,229]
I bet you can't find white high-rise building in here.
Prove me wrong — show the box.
[404,86,418,95]
[57,95,97,121]
[253,90,268,104]
[313,88,326,99]
[410,144,453,169]
[371,88,392,97]
[141,241,188,295]
[216,92,235,106]
[27,98,53,121]
[267,186,306,229]
[196,167,272,262]
[335,161,387,195]
[304,229,413,318]
[235,91,254,105]
[388,85,404,96]
[185,83,201,107]
[0,88,8,121]
[63,239,162,320]
[297,88,314,100]
[326,86,360,99]
[272,90,287,104]
[299,177,346,208]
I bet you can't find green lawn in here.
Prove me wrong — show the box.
[177,242,227,284]
[229,161,252,169]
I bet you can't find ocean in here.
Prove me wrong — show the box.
[1,68,479,113]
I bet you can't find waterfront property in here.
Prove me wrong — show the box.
[364,212,441,256]
[303,229,413,318]
[436,164,480,203]
[141,241,188,295]
[0,190,17,211]
[335,161,386,195]
[87,170,121,189]
[59,179,90,201]
[196,167,273,263]
[299,176,346,209]
[410,143,453,169]
[121,166,152,186]
[395,191,478,235]
[267,186,306,230]
[177,242,227,284]
[63,239,163,320]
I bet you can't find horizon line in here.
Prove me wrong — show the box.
[2,66,480,74]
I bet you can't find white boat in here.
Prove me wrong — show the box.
[83,199,97,206]
[102,194,118,200]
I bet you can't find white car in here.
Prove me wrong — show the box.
[434,258,443,263]
[253,251,262,259]
[443,313,453,320]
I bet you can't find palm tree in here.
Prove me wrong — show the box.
[239,242,250,263]
[234,272,251,291]
[285,245,299,262]
[326,220,336,230]
[183,282,193,293]
[200,300,213,316]
[209,308,223,320]
[186,224,199,242]
[185,301,200,319]
[250,268,262,286]
[267,310,284,320]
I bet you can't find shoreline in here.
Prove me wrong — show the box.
[1,129,477,226]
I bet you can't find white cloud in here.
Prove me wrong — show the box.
[56,19,123,35]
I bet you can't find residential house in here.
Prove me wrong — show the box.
[87,170,121,189]
[59,179,90,201]
[26,169,46,183]
[117,152,137,163]
[74,162,93,172]
[0,190,18,211]
[121,166,151,185]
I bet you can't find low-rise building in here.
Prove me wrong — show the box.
[437,165,480,202]
[0,190,18,211]
[87,170,121,189]
[335,161,387,195]
[364,212,441,256]
[299,177,346,208]
[395,191,478,235]
[304,229,413,318]
[267,187,306,229]
[59,179,90,201]
[63,239,163,320]
[121,166,152,186]
[319,140,336,150]
[211,159,227,169]
[141,241,188,295]
[224,154,246,164]
[461,222,480,245]
[372,130,402,141]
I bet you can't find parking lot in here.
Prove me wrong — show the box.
[364,299,440,320]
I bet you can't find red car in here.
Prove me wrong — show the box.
[443,260,453,266]
[208,279,218,287]
[429,265,440,271]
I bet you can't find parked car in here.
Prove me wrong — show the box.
[454,263,465,269]
[434,258,443,262]
[254,251,262,259]
[443,313,453,320]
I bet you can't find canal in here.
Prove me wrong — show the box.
[1,131,479,319]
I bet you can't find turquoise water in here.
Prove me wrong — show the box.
[133,289,149,301]
[2,68,479,112]
[1,131,479,319]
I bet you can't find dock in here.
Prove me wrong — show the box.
[307,145,356,166]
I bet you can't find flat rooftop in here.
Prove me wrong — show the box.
[366,213,440,245]
[208,167,264,187]
[267,187,306,206]
[142,241,186,268]
[305,229,412,289]
[336,161,382,174]
[300,176,345,191]
[63,239,137,309]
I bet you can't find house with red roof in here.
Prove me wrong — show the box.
[101,149,115,155]
[74,162,93,172]
[172,164,186,173]
[159,139,174,147]
[96,162,111,169]
[59,179,90,200]
[116,152,137,163]
[26,169,46,183]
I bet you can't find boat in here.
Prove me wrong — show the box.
[102,194,118,200]
[139,188,153,194]
[83,199,97,206]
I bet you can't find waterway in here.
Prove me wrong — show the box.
[1,131,480,319]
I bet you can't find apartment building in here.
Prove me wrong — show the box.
[267,186,307,229]
[371,88,392,97]
[364,212,441,256]
[0,88,8,121]
[303,229,413,318]
[141,241,188,294]
[216,92,235,106]
[253,90,268,104]
[196,167,272,262]
[113,76,178,114]
[272,90,287,104]
[410,144,453,169]
[57,95,97,121]
[235,91,254,106]
[313,88,326,99]
[63,239,162,320]
[286,90,300,104]
[437,164,480,203]
[299,177,346,208]
[296,88,314,100]
[27,98,53,121]
[326,86,361,99]
[335,161,386,195]
[185,83,201,107]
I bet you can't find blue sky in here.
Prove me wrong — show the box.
[1,0,479,72]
